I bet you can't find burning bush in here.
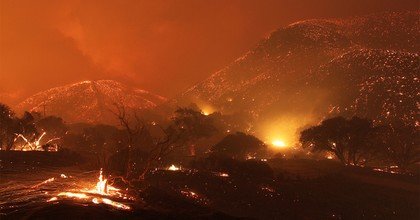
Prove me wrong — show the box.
[210,132,268,160]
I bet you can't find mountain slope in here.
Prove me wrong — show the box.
[315,49,419,125]
[179,11,419,142]
[17,80,166,124]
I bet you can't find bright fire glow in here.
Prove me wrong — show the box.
[198,103,214,116]
[259,114,316,149]
[168,164,181,171]
[272,139,287,148]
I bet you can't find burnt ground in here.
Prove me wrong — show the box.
[0,153,419,220]
[141,160,419,219]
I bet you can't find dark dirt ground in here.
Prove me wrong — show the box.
[1,152,419,219]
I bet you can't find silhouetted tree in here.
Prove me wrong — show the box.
[110,103,150,179]
[111,104,187,181]
[0,103,16,150]
[345,117,378,165]
[171,107,218,155]
[14,112,39,150]
[373,123,419,172]
[35,115,67,149]
[0,105,37,150]
[17,112,38,145]
[211,132,267,159]
[82,124,123,168]
[62,133,86,153]
[36,116,67,137]
[300,116,376,166]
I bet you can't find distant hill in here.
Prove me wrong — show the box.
[178,11,419,141]
[16,80,166,124]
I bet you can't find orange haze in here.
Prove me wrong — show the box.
[0,0,417,105]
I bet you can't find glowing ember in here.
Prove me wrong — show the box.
[56,192,131,210]
[215,172,229,177]
[102,198,131,210]
[246,154,256,160]
[261,186,275,193]
[47,197,58,202]
[58,192,89,199]
[373,166,399,174]
[167,164,181,171]
[272,139,287,148]
[32,177,55,188]
[44,177,55,183]
[92,197,100,204]
[179,189,209,205]
[326,153,334,160]
[181,190,199,199]
[60,174,68,178]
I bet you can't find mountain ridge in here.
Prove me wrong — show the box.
[178,11,419,142]
[17,80,167,124]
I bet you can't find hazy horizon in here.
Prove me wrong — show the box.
[1,0,418,106]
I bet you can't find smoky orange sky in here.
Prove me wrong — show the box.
[0,0,417,106]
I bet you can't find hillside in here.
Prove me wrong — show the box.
[179,11,419,141]
[16,80,166,124]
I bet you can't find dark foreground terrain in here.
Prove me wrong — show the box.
[0,152,419,219]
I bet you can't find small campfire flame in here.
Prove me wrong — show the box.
[45,169,133,210]
[96,168,108,194]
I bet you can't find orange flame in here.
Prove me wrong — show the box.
[46,169,132,210]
